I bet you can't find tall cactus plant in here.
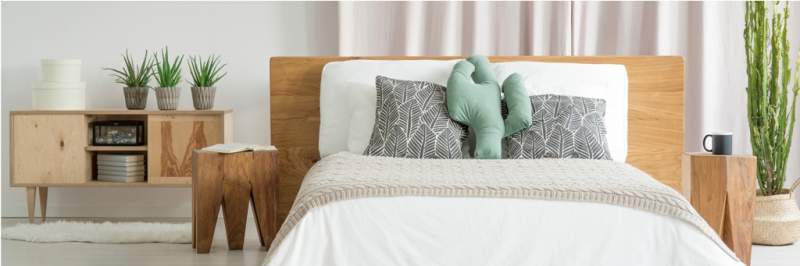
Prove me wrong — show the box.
[744,1,800,196]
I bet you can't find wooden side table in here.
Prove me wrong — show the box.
[682,152,756,265]
[192,149,278,254]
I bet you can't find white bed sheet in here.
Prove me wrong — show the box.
[265,197,741,266]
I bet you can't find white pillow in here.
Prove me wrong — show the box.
[320,59,628,162]
[345,82,377,154]
[320,60,460,157]
[494,62,628,162]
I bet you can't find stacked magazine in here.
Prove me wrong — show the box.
[96,154,145,183]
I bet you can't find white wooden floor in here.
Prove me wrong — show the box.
[752,241,800,266]
[2,217,799,266]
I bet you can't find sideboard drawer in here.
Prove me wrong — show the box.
[11,114,90,185]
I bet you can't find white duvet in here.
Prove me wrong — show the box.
[265,196,742,266]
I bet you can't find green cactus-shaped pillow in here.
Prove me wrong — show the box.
[446,55,532,159]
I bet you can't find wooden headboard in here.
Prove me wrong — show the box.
[270,56,684,222]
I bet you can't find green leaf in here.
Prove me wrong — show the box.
[103,49,152,87]
[186,54,227,87]
[151,47,184,87]
[745,1,799,195]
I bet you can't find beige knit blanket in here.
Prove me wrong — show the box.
[268,152,738,261]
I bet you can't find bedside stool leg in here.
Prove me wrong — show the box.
[222,180,250,250]
[26,187,36,223]
[252,151,278,248]
[721,161,755,265]
[192,170,196,249]
[251,176,272,247]
[724,203,754,265]
[39,187,48,223]
[193,152,224,254]
[221,153,254,250]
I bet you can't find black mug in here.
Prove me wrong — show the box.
[703,133,733,155]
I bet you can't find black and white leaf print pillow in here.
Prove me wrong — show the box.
[505,94,612,160]
[364,76,466,159]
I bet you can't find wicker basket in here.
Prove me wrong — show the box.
[753,190,800,245]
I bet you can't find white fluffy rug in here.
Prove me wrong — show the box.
[2,221,191,244]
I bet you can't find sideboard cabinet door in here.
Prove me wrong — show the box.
[11,114,90,185]
[147,115,224,185]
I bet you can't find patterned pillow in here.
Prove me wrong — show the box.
[505,94,612,160]
[364,76,466,159]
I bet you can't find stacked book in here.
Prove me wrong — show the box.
[202,143,276,154]
[97,154,145,183]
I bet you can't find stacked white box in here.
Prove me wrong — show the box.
[32,59,86,110]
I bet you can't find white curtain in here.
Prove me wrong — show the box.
[337,1,800,189]
[338,1,572,56]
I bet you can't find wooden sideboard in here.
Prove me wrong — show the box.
[9,110,232,222]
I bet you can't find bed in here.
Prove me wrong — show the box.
[265,56,741,266]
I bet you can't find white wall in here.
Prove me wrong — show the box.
[3,2,799,218]
[1,2,338,217]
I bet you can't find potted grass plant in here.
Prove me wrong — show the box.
[104,50,153,110]
[187,55,227,110]
[744,1,800,245]
[152,47,184,110]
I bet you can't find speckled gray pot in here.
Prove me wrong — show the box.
[123,87,149,110]
[154,87,180,110]
[191,86,216,110]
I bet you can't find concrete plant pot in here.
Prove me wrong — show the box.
[154,87,180,110]
[191,86,216,110]
[123,87,149,110]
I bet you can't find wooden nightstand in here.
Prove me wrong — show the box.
[682,152,756,265]
[191,149,279,254]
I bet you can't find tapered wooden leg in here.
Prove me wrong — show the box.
[193,151,224,253]
[689,156,728,234]
[39,187,48,222]
[250,199,266,247]
[222,153,254,250]
[251,151,279,247]
[722,158,755,265]
[192,164,197,249]
[26,187,36,223]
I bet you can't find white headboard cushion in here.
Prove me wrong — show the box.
[319,60,628,161]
